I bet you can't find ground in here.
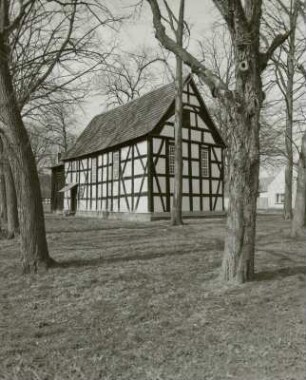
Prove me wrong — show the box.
[0,214,305,380]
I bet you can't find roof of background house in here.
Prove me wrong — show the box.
[63,75,224,161]
[259,176,275,192]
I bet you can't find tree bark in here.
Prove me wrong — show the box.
[171,0,184,226]
[3,159,19,238]
[291,132,306,237]
[0,166,7,224]
[0,33,54,272]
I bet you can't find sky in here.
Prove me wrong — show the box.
[77,1,221,128]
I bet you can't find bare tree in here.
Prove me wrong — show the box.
[164,0,185,226]
[0,0,119,272]
[264,0,305,219]
[291,131,306,236]
[146,0,290,283]
[98,48,171,107]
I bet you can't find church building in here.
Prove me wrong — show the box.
[59,75,225,220]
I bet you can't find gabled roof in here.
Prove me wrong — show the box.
[64,75,224,160]
[259,176,275,192]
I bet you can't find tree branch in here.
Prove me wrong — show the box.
[259,31,291,71]
[146,0,231,100]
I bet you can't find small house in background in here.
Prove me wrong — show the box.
[258,168,297,210]
[59,75,226,220]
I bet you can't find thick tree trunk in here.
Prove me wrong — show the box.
[283,1,298,220]
[0,168,7,224]
[221,8,262,283]
[0,35,54,272]
[171,57,184,225]
[291,132,306,237]
[222,112,260,283]
[283,69,294,220]
[3,159,19,238]
[171,0,184,226]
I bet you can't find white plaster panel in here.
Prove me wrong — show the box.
[202,180,210,193]
[160,124,174,138]
[204,132,215,144]
[92,186,96,198]
[190,112,196,127]
[102,153,108,165]
[192,179,200,194]
[211,163,220,177]
[113,198,119,212]
[135,196,148,213]
[191,130,202,142]
[183,93,188,103]
[213,147,222,161]
[79,171,87,184]
[81,159,87,169]
[156,157,166,174]
[211,180,219,194]
[167,115,175,123]
[182,196,190,211]
[154,196,164,212]
[98,155,102,166]
[215,198,223,211]
[108,152,112,164]
[98,184,102,198]
[101,199,107,211]
[108,183,112,196]
[153,176,166,193]
[182,128,189,140]
[134,159,145,175]
[202,197,210,211]
[120,198,129,212]
[153,138,165,154]
[183,142,189,158]
[109,165,114,180]
[191,144,199,159]
[183,160,189,175]
[113,180,119,196]
[190,95,200,106]
[102,183,107,196]
[192,161,200,177]
[134,177,147,193]
[136,141,147,156]
[122,179,132,194]
[121,146,129,161]
[183,179,189,193]
[198,117,207,129]
[122,161,132,177]
[193,197,201,211]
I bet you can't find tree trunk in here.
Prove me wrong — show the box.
[283,0,298,220]
[222,111,260,283]
[3,159,19,238]
[171,0,184,226]
[221,10,262,283]
[0,34,54,272]
[291,132,306,237]
[0,168,7,224]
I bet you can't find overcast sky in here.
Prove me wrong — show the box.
[78,1,221,128]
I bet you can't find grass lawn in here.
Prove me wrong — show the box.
[0,214,305,380]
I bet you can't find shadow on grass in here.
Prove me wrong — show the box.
[255,265,305,282]
[53,240,224,270]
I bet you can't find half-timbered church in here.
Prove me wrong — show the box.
[58,75,225,220]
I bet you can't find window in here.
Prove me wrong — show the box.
[276,193,285,204]
[169,144,175,175]
[113,151,120,179]
[201,147,209,178]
